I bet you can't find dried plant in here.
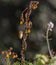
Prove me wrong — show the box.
[19,1,39,61]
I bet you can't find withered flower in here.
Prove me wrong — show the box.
[48,21,54,31]
[19,31,23,39]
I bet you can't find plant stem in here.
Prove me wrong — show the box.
[46,28,53,59]
[7,58,11,65]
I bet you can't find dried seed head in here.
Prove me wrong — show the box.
[32,5,37,10]
[31,1,39,10]
[8,52,11,55]
[2,51,4,54]
[9,47,13,51]
[20,21,24,25]
[6,54,9,58]
[48,21,54,31]
[12,54,18,59]
[27,29,31,33]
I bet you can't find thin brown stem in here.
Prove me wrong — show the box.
[19,1,39,61]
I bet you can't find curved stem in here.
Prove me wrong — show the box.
[46,28,53,59]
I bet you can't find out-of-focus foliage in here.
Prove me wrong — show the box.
[33,54,49,65]
[48,56,56,65]
[1,51,56,65]
[13,62,20,65]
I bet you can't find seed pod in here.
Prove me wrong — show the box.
[6,54,9,58]
[20,21,24,25]
[19,31,23,39]
[32,5,37,10]
[8,52,11,55]
[27,29,31,33]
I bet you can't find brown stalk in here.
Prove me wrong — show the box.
[19,1,39,61]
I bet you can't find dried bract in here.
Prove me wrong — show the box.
[48,21,54,31]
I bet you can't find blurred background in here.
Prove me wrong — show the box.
[0,0,56,60]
